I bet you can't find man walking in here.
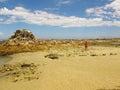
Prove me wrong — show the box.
[84,41,88,50]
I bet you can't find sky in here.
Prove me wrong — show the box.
[0,0,120,40]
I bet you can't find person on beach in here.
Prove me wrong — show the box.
[84,41,88,50]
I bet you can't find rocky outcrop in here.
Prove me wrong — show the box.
[0,63,39,82]
[3,29,37,45]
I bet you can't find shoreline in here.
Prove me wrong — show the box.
[0,56,12,65]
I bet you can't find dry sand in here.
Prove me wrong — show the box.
[0,46,120,90]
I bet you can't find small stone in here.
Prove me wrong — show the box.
[6,68,10,71]
[44,54,59,59]
[36,77,39,80]
[102,54,106,56]
[90,54,98,56]
[110,53,117,55]
[13,78,18,82]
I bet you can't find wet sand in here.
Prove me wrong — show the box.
[0,46,120,90]
[0,56,12,65]
[0,60,4,65]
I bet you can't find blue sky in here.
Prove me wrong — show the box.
[0,0,120,40]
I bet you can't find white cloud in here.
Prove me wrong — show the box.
[86,0,120,20]
[0,0,7,3]
[44,7,59,12]
[0,6,120,28]
[56,0,72,6]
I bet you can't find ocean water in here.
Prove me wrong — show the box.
[0,60,5,65]
[0,56,12,65]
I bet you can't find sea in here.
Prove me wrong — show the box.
[0,60,4,65]
[0,56,12,65]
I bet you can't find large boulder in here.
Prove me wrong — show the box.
[3,29,37,45]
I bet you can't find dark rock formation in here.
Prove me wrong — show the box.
[3,29,37,45]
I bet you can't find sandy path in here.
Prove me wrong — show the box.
[0,46,120,90]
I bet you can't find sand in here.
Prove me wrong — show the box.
[0,46,120,90]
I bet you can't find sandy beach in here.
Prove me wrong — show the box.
[0,45,120,90]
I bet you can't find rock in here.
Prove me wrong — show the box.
[110,53,117,55]
[102,54,106,56]
[44,54,59,59]
[13,78,18,82]
[90,54,98,56]
[21,64,31,68]
[3,29,38,46]
[0,63,39,82]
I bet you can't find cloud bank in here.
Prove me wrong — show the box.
[86,0,120,20]
[0,0,120,28]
